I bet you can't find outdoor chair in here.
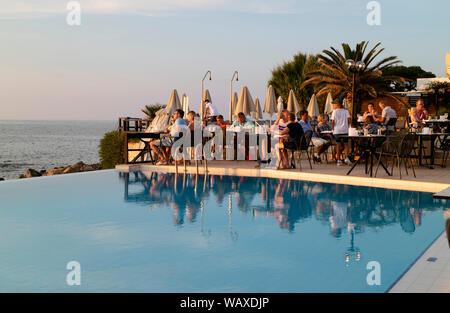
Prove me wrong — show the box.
[288,134,313,170]
[385,117,398,135]
[375,133,417,179]
[435,134,450,168]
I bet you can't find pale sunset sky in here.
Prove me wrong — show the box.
[0,0,449,120]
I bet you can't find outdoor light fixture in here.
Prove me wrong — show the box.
[201,70,212,120]
[345,59,366,123]
[230,71,239,121]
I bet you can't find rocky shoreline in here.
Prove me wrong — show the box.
[14,161,102,179]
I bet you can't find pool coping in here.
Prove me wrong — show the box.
[116,164,450,194]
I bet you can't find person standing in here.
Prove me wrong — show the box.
[331,100,352,166]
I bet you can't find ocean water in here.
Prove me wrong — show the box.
[0,120,116,180]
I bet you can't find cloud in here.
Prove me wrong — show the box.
[0,0,297,18]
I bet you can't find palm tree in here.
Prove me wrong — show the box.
[142,103,164,121]
[268,53,320,109]
[302,41,405,119]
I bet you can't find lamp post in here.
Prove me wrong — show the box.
[345,59,365,123]
[201,70,212,121]
[230,71,239,122]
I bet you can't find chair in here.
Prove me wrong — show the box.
[385,117,398,134]
[435,134,450,168]
[288,134,313,170]
[375,133,416,179]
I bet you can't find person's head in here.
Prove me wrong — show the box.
[378,101,387,110]
[204,99,210,104]
[416,99,424,110]
[300,110,309,121]
[187,111,196,121]
[368,102,375,112]
[409,107,417,116]
[237,112,246,123]
[288,113,296,122]
[318,113,328,124]
[216,114,224,123]
[281,109,289,121]
[364,115,375,127]
[174,109,184,119]
[332,100,342,110]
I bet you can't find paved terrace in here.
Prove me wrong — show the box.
[116,160,450,293]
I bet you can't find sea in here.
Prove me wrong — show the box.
[0,120,116,180]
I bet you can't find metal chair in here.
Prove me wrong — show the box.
[375,133,416,179]
[288,134,313,170]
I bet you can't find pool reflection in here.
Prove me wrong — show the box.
[120,171,448,238]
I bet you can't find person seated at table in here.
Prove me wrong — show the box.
[232,112,254,128]
[363,102,379,119]
[374,101,396,125]
[271,109,289,133]
[150,109,187,165]
[216,115,230,130]
[299,110,331,163]
[331,100,352,166]
[203,99,218,123]
[407,107,420,129]
[415,99,429,122]
[277,113,304,169]
[363,115,380,135]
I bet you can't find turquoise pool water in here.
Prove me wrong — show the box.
[0,170,448,292]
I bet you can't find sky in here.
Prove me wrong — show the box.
[0,0,449,120]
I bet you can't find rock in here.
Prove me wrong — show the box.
[20,168,42,179]
[44,168,65,176]
[0,178,4,181]
[63,161,85,174]
[81,164,95,172]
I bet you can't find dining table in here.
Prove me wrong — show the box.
[415,132,450,168]
[343,134,390,177]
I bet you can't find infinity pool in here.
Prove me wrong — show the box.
[0,170,448,292]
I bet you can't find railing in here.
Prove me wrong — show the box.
[118,117,150,132]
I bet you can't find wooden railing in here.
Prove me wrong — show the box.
[118,117,150,132]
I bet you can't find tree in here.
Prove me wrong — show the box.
[426,81,450,115]
[142,103,164,121]
[268,53,320,108]
[302,41,406,119]
[382,66,435,91]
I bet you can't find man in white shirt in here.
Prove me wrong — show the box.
[203,99,218,123]
[331,100,352,166]
[374,101,396,125]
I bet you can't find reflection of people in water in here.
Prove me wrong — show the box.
[122,172,446,235]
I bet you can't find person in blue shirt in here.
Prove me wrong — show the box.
[298,110,331,163]
[232,112,254,128]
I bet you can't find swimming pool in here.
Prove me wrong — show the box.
[0,170,448,292]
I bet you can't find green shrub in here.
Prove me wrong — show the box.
[99,131,125,169]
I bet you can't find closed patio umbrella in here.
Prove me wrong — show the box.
[343,98,349,110]
[307,94,320,118]
[324,93,333,115]
[251,98,263,120]
[287,90,301,114]
[181,93,189,114]
[234,86,255,116]
[263,85,277,119]
[148,89,181,131]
